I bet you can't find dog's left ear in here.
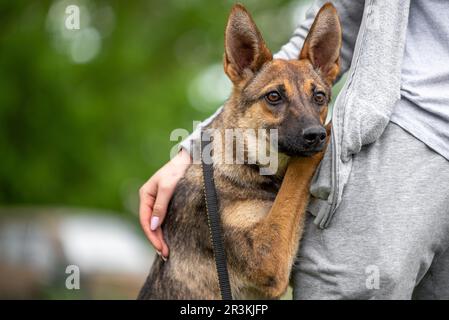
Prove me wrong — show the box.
[300,3,342,85]
[224,4,272,84]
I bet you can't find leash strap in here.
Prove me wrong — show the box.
[200,132,233,300]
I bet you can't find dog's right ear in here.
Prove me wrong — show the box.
[224,4,272,84]
[299,3,342,85]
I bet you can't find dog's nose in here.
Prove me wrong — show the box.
[302,126,326,146]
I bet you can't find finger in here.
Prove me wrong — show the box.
[161,238,170,258]
[153,227,170,259]
[146,228,163,254]
[140,210,163,252]
[151,182,176,230]
[139,180,158,247]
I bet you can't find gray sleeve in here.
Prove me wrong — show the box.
[180,0,364,155]
[179,105,223,153]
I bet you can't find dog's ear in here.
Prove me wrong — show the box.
[224,4,272,84]
[299,3,342,85]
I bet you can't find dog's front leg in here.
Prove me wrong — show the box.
[226,154,324,299]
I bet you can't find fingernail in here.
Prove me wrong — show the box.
[161,255,167,262]
[156,250,161,256]
[150,216,159,231]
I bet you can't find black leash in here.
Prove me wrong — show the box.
[200,132,233,300]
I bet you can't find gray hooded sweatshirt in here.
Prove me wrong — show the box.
[181,0,411,229]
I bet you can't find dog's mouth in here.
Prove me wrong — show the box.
[278,140,325,157]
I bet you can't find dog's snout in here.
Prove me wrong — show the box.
[302,126,326,145]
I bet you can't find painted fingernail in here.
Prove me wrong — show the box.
[150,216,159,231]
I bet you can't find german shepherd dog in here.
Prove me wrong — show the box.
[139,3,341,299]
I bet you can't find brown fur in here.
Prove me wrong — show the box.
[138,3,341,300]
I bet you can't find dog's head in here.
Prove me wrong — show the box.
[223,3,341,157]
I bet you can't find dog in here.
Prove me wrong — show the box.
[138,2,341,299]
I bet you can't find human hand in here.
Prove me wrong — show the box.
[139,148,192,259]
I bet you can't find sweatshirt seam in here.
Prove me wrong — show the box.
[324,0,372,228]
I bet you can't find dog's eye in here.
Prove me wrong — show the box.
[265,91,283,105]
[313,91,326,105]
